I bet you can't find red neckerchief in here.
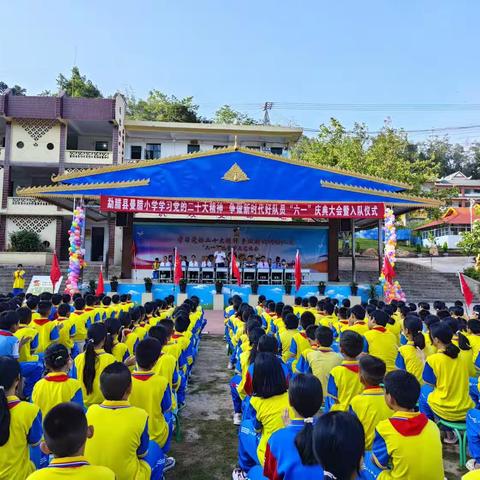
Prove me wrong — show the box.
[132,372,154,381]
[45,373,69,383]
[34,318,50,326]
[0,330,13,336]
[373,326,387,333]
[341,362,359,373]
[390,413,428,436]
[85,307,94,311]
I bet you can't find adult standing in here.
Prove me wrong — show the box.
[13,264,26,295]
[214,245,226,268]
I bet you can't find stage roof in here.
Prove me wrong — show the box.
[18,147,440,208]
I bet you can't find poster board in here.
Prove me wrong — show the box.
[26,276,63,295]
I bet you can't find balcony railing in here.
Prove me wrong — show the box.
[65,150,113,164]
[0,147,4,161]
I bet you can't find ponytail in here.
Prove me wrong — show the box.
[430,322,460,359]
[295,420,316,465]
[44,344,69,371]
[104,333,114,354]
[0,357,20,446]
[404,317,425,350]
[412,332,426,350]
[444,343,460,359]
[83,323,107,394]
[457,331,471,351]
[248,327,266,365]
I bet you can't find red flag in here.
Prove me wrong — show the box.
[96,267,104,296]
[50,253,61,291]
[294,250,302,291]
[174,249,183,285]
[382,256,396,284]
[231,249,241,285]
[459,272,474,308]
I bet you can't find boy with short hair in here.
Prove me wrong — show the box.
[56,303,76,352]
[85,362,165,480]
[364,310,398,372]
[344,305,369,335]
[70,297,91,355]
[325,331,364,412]
[349,354,393,449]
[362,370,444,479]
[288,311,315,366]
[27,402,115,479]
[31,301,59,354]
[278,313,299,362]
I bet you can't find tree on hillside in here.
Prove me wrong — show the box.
[0,81,26,95]
[214,105,258,125]
[126,90,202,122]
[56,67,102,98]
[291,118,440,195]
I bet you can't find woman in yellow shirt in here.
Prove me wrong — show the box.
[12,264,25,295]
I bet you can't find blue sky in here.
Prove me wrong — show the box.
[1,0,480,143]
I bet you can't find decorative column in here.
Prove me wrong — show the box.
[121,213,133,279]
[351,219,357,284]
[377,218,383,276]
[0,122,12,251]
[328,219,340,282]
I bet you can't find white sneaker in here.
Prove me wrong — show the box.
[232,468,247,480]
[233,413,242,425]
[164,457,176,472]
[466,459,480,471]
[443,430,458,444]
[227,362,234,370]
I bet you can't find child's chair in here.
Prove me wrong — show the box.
[437,419,467,467]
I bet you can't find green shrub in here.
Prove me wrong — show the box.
[9,230,44,252]
[464,267,480,281]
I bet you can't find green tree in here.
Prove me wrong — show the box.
[0,81,26,96]
[458,221,480,256]
[213,105,258,125]
[126,90,202,122]
[56,67,102,98]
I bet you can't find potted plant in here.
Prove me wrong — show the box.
[350,281,358,296]
[284,279,293,295]
[88,279,96,294]
[415,243,423,257]
[318,281,326,295]
[179,278,187,294]
[109,275,119,292]
[442,242,449,256]
[215,280,224,294]
[251,280,259,295]
[144,277,153,293]
[369,282,379,300]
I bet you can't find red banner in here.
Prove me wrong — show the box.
[100,195,385,219]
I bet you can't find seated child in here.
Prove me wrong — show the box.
[14,306,38,363]
[333,306,350,336]
[32,344,83,418]
[313,411,365,480]
[344,305,368,335]
[395,316,426,383]
[325,331,364,412]
[0,356,42,479]
[295,326,342,394]
[364,310,397,372]
[69,298,91,355]
[31,301,59,354]
[104,317,130,362]
[85,362,165,480]
[287,311,315,367]
[55,303,76,352]
[362,370,444,479]
[26,402,115,479]
[349,354,393,449]
[278,313,299,362]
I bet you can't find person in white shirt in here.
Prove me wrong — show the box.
[190,255,199,268]
[214,246,226,268]
[201,256,212,268]
[257,256,269,269]
[160,255,171,267]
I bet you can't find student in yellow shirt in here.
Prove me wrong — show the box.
[349,354,393,449]
[12,264,26,295]
[295,326,342,394]
[420,322,474,443]
[14,306,39,363]
[31,301,60,354]
[287,311,315,367]
[104,317,130,362]
[364,310,398,372]
[85,362,165,480]
[32,344,83,418]
[468,319,480,365]
[332,306,350,337]
[0,356,43,479]
[325,331,364,412]
[277,313,299,362]
[27,402,114,480]
[111,294,122,319]
[395,316,426,383]
[55,303,76,352]
[70,298,92,356]
[344,305,369,336]
[148,325,179,392]
[73,323,116,407]
[129,338,175,470]
[362,370,444,480]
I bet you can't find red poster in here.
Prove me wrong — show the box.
[100,195,385,219]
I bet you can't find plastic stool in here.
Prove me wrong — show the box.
[173,412,182,442]
[437,419,467,467]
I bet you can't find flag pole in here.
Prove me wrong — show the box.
[459,272,471,318]
[230,247,234,301]
[173,247,176,298]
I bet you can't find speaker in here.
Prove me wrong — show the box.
[116,212,128,227]
[340,219,352,232]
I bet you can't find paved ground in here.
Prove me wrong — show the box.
[203,310,225,335]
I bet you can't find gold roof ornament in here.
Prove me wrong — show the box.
[222,163,249,183]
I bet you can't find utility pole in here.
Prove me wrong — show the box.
[262,102,273,125]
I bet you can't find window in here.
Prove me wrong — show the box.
[16,141,24,149]
[246,145,260,150]
[213,145,227,149]
[145,143,161,160]
[187,144,200,154]
[46,143,54,150]
[95,141,109,151]
[130,146,142,160]
[270,147,283,155]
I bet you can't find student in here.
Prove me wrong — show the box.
[70,298,91,355]
[466,406,480,473]
[288,311,315,366]
[313,411,365,480]
[152,257,160,280]
[344,305,368,335]
[129,338,174,467]
[14,306,39,363]
[26,402,115,479]
[295,326,342,394]
[32,344,83,418]
[325,331,364,412]
[364,309,397,372]
[349,354,393,449]
[85,362,165,480]
[12,264,25,295]
[420,322,474,442]
[0,356,43,479]
[56,302,76,352]
[278,313,299,362]
[395,316,426,382]
[468,319,480,364]
[362,370,444,479]
[31,301,59,354]
[148,325,179,391]
[104,317,130,362]
[73,323,116,406]
[259,374,324,480]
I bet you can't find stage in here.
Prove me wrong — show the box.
[104,281,383,309]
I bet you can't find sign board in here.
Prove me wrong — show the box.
[100,195,385,219]
[26,276,63,295]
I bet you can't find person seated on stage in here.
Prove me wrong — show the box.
[272,256,282,269]
[281,259,288,268]
[244,255,256,268]
[152,258,160,280]
[189,255,199,268]
[214,245,226,268]
[181,256,188,268]
[159,256,170,268]
[257,256,269,269]
[200,256,212,268]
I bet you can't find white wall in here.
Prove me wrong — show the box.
[6,216,57,250]
[422,235,461,249]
